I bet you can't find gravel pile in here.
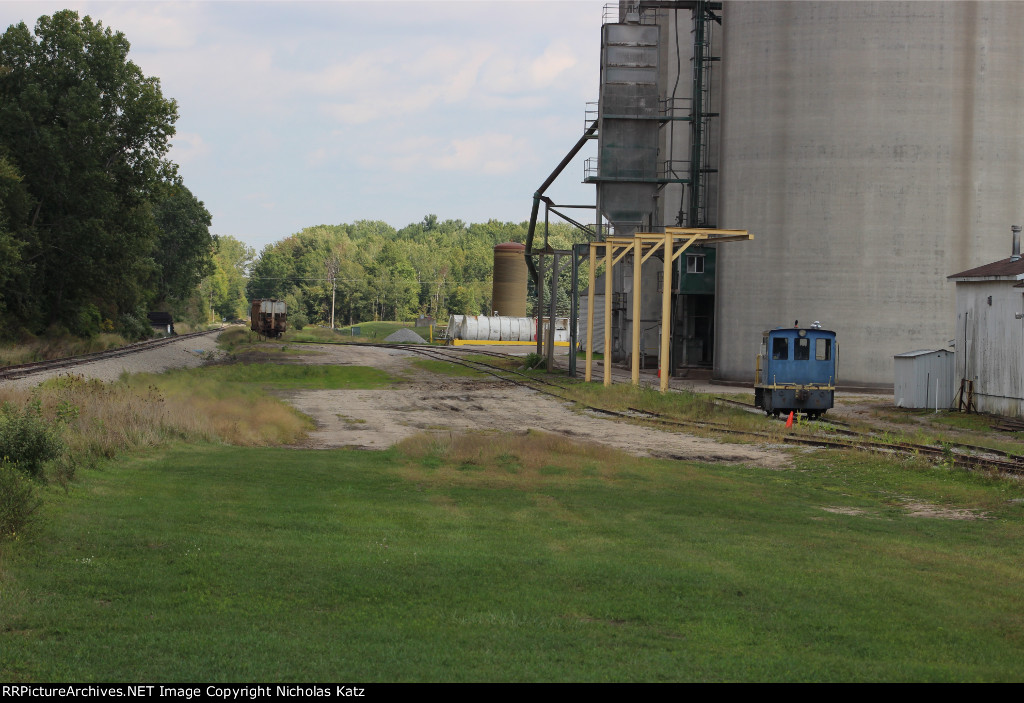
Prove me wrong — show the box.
[0,330,227,390]
[383,328,425,343]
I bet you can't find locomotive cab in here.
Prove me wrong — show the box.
[754,326,837,419]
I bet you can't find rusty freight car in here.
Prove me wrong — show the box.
[250,299,287,339]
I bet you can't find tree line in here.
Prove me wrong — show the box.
[0,11,216,339]
[241,216,585,328]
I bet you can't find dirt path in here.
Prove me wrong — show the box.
[277,343,789,469]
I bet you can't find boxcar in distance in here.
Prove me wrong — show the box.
[250,299,287,339]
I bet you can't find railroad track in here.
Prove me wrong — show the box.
[290,339,1024,477]
[0,327,226,381]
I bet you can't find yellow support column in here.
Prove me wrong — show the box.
[604,241,612,387]
[631,237,641,386]
[586,244,596,383]
[661,231,672,392]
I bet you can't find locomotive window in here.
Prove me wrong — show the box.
[816,338,831,361]
[795,338,810,360]
[772,337,788,360]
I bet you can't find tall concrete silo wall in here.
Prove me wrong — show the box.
[714,1,1024,386]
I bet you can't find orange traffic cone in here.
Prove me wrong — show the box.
[785,411,794,428]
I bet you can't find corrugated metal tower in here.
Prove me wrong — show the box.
[592,15,661,236]
[711,0,1024,386]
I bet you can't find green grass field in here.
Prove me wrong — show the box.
[3,430,1024,681]
[3,342,1024,682]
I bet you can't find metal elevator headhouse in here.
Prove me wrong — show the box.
[525,1,723,258]
[525,1,740,384]
[582,1,721,234]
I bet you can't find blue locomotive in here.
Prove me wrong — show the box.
[754,324,837,419]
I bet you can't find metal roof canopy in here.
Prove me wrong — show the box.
[584,227,752,391]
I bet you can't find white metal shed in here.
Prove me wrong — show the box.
[893,349,955,410]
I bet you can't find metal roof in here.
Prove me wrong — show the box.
[894,349,952,358]
[947,256,1024,281]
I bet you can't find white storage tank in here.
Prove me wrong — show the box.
[448,315,539,342]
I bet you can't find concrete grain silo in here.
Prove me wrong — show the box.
[491,242,528,317]
[712,1,1024,386]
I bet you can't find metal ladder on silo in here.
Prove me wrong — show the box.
[687,0,721,228]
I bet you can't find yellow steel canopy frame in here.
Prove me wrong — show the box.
[584,228,753,392]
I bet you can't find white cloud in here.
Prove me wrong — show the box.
[438,134,535,174]
[96,2,203,51]
[168,131,209,165]
[243,191,276,211]
[360,132,536,175]
[530,43,578,86]
[305,146,329,168]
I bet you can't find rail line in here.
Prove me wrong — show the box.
[289,339,1024,477]
[11,333,1013,475]
[0,327,226,381]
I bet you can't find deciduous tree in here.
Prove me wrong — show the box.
[0,10,179,331]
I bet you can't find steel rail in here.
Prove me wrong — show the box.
[0,327,227,381]
[287,339,1024,477]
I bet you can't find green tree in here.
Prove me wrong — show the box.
[447,284,479,316]
[210,235,254,320]
[0,11,179,331]
[366,242,418,321]
[152,184,214,301]
[0,155,29,318]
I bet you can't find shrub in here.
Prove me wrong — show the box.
[522,352,544,370]
[68,303,103,338]
[291,311,308,330]
[0,460,41,541]
[118,309,153,342]
[0,400,66,479]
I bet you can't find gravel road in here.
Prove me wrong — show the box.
[0,330,227,390]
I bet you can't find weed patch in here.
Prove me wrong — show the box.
[0,400,67,479]
[0,461,41,541]
[0,333,132,367]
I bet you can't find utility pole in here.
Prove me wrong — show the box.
[326,257,339,329]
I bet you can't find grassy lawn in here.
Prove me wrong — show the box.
[3,433,1024,682]
[410,358,486,378]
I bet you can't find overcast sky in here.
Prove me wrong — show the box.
[1,0,607,251]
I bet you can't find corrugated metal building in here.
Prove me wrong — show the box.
[893,349,955,410]
[946,229,1024,418]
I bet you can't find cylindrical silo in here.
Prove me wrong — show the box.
[712,1,1024,386]
[491,242,528,317]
